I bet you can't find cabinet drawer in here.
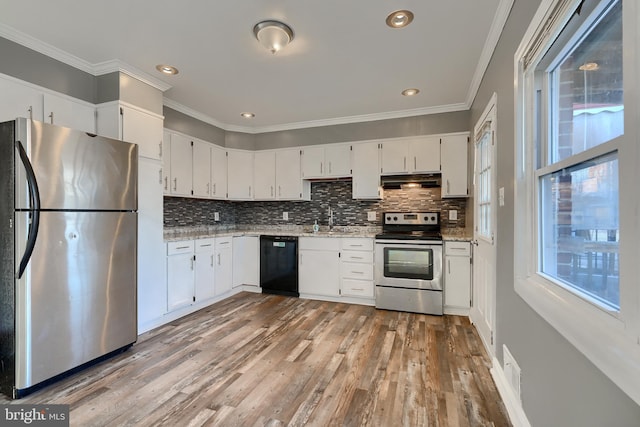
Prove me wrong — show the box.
[341,279,374,298]
[167,240,194,255]
[340,250,373,264]
[299,237,340,251]
[341,238,373,251]
[216,236,233,248]
[445,241,471,256]
[195,238,215,253]
[340,262,374,281]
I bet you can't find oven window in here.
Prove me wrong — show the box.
[383,248,433,280]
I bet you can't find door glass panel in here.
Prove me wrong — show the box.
[383,248,433,280]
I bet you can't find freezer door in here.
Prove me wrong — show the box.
[15,211,137,390]
[15,118,137,211]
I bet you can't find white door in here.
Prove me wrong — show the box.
[470,94,497,356]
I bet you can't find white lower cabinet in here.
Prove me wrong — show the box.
[444,241,472,314]
[340,238,374,299]
[166,241,195,312]
[298,238,341,297]
[233,236,260,288]
[194,239,215,301]
[215,237,233,295]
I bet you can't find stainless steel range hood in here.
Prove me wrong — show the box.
[380,174,441,189]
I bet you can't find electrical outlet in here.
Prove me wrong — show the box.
[367,211,377,221]
[282,212,289,221]
[449,210,458,221]
[214,212,220,221]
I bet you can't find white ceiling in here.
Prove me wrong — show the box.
[0,1,510,133]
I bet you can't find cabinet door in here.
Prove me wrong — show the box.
[325,145,351,177]
[380,140,408,174]
[169,133,193,197]
[192,139,211,198]
[232,236,260,288]
[138,158,167,329]
[167,252,194,311]
[162,131,171,195]
[301,146,325,178]
[227,150,254,200]
[351,142,381,199]
[120,105,163,160]
[211,145,228,199]
[43,92,95,133]
[0,76,43,123]
[299,250,340,297]
[409,136,441,173]
[276,149,302,199]
[195,250,215,301]
[254,151,276,200]
[441,134,469,197]
[215,239,233,295]
[445,255,471,309]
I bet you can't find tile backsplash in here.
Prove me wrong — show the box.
[164,180,467,232]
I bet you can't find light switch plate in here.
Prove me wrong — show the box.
[499,187,505,206]
[449,210,458,221]
[367,211,377,221]
[214,212,220,221]
[282,211,289,220]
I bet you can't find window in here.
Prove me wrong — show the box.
[475,124,493,241]
[515,0,640,405]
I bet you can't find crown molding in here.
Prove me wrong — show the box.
[465,0,515,107]
[93,59,172,92]
[0,23,94,74]
[163,98,230,131]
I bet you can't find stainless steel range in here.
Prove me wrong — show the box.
[374,212,443,315]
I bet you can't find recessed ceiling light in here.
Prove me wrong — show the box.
[386,10,414,28]
[155,64,179,75]
[241,112,255,118]
[402,88,420,96]
[578,62,599,71]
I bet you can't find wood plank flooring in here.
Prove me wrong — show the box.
[3,292,511,426]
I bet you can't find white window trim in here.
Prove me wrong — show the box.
[514,0,640,405]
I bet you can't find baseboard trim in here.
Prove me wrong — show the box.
[490,357,531,427]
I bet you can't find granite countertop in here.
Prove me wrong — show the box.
[164,225,381,242]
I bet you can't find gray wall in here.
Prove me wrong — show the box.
[119,73,163,115]
[470,1,640,425]
[163,107,226,146]
[0,37,95,103]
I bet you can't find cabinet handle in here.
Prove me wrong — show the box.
[164,176,168,191]
[352,287,364,291]
[190,257,194,271]
[320,162,323,175]
[414,157,417,170]
[213,183,216,195]
[249,186,251,197]
[48,112,54,124]
[351,271,364,275]
[173,178,178,191]
[447,179,450,194]
[329,162,332,174]
[175,246,190,250]
[217,253,221,265]
[158,169,163,184]
[159,141,163,158]
[349,244,364,247]
[271,186,274,197]
[350,256,364,260]
[207,183,210,194]
[211,254,214,267]
[28,106,33,120]
[279,186,282,197]
[403,157,406,171]
[448,259,451,274]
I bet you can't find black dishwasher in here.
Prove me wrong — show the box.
[260,235,299,297]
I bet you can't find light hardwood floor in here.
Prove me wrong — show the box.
[5,292,511,426]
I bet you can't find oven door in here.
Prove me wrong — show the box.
[375,240,442,290]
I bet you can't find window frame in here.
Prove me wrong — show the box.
[514,0,640,405]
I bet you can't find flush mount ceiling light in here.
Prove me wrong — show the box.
[579,62,599,71]
[253,20,294,54]
[386,10,414,28]
[402,88,420,96]
[240,112,255,118]
[155,64,179,75]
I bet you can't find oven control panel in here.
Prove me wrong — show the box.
[384,212,439,225]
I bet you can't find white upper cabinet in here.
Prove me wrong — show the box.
[351,142,382,200]
[227,149,254,200]
[276,149,309,200]
[96,102,163,160]
[0,75,43,123]
[441,134,469,198]
[253,151,276,200]
[192,139,212,198]
[301,144,351,179]
[162,130,171,195]
[43,92,96,134]
[169,133,193,197]
[210,145,228,199]
[381,136,441,175]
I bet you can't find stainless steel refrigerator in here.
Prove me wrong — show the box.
[0,118,138,398]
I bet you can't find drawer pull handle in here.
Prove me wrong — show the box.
[351,271,364,274]
[352,287,364,291]
[350,256,364,259]
[199,244,212,247]
[176,246,190,250]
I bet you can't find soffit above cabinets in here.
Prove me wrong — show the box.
[0,0,512,132]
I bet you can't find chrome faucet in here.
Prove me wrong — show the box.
[327,206,334,230]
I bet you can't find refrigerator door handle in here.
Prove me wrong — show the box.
[16,140,41,279]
